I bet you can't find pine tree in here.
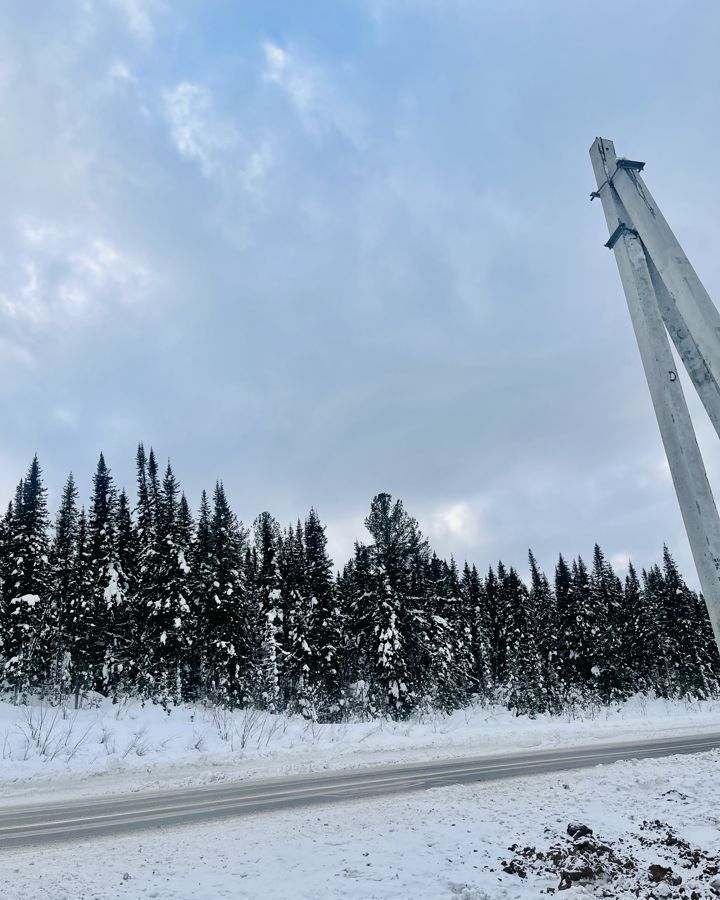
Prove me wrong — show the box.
[205,483,249,707]
[590,546,630,702]
[656,547,715,698]
[528,550,560,712]
[337,543,374,716]
[49,474,80,695]
[462,562,492,697]
[303,509,344,717]
[187,490,213,700]
[2,457,52,694]
[553,554,574,700]
[485,564,506,684]
[253,511,285,711]
[87,453,127,693]
[116,489,137,595]
[623,562,652,693]
[134,444,155,571]
[564,556,594,702]
[361,493,430,718]
[0,502,12,670]
[141,463,193,704]
[0,501,13,605]
[277,521,311,713]
[65,509,96,705]
[503,566,545,716]
[689,587,720,694]
[421,554,452,707]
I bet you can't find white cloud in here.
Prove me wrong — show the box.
[164,82,273,191]
[164,82,231,179]
[108,0,158,44]
[262,41,365,144]
[610,552,632,574]
[108,60,135,85]
[0,220,154,364]
[263,41,316,114]
[428,500,483,547]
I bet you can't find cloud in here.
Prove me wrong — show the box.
[428,500,484,548]
[263,41,315,114]
[163,82,273,191]
[108,0,158,44]
[0,220,154,362]
[107,60,135,85]
[262,41,365,144]
[609,552,632,574]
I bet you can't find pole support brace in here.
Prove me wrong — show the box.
[605,221,639,250]
[590,158,646,201]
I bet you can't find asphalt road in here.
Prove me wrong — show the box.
[2,731,719,849]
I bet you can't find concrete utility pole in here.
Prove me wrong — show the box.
[589,137,720,654]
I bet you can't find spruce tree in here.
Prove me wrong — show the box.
[564,556,594,702]
[141,463,193,704]
[361,493,430,718]
[253,511,285,711]
[87,453,127,693]
[553,554,574,700]
[623,561,652,693]
[303,509,342,716]
[590,546,630,702]
[2,457,52,694]
[205,483,249,707]
[134,444,155,575]
[49,474,80,694]
[337,544,375,716]
[528,550,560,712]
[486,564,506,684]
[0,502,12,670]
[65,509,96,705]
[503,566,545,716]
[187,489,213,700]
[277,521,312,714]
[657,547,715,698]
[462,562,492,698]
[429,556,474,710]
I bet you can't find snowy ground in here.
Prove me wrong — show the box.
[2,694,720,806]
[4,748,720,898]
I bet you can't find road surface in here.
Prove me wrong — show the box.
[1,731,718,848]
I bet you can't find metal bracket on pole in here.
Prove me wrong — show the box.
[604,222,638,249]
[615,158,645,172]
[590,137,720,654]
[590,158,646,200]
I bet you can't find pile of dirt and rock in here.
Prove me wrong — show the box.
[498,820,720,897]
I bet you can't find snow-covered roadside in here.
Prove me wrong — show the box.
[5,749,720,899]
[2,694,720,806]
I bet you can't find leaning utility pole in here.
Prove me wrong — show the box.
[589,137,720,654]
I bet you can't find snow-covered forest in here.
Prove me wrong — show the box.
[1,449,718,720]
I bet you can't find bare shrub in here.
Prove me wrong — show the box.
[16,701,92,762]
[122,726,150,758]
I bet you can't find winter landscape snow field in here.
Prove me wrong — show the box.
[4,746,720,899]
[2,695,720,807]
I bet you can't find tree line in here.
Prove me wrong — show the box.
[1,449,718,719]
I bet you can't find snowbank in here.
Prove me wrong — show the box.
[2,693,720,806]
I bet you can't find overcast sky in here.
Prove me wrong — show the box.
[2,0,720,580]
